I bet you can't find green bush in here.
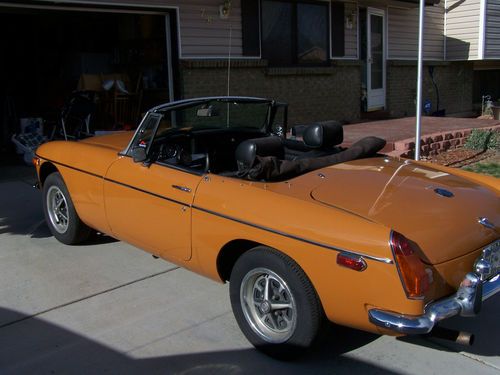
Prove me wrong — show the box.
[464,129,500,151]
[490,131,500,150]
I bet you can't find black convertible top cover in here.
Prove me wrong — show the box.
[238,136,386,181]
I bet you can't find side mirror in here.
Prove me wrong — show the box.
[132,147,148,163]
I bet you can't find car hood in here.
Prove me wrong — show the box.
[80,131,133,152]
[310,158,499,264]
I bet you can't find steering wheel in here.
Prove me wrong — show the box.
[175,147,210,173]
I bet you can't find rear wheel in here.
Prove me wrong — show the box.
[229,247,323,359]
[43,172,93,244]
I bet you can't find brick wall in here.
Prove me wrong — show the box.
[387,61,474,118]
[179,60,361,126]
[390,125,500,158]
[178,60,474,125]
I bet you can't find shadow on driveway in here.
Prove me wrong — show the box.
[0,307,396,375]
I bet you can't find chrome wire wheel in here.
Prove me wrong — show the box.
[240,267,297,344]
[46,185,69,234]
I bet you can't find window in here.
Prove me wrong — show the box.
[261,0,329,66]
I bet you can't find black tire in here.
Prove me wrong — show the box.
[229,246,324,359]
[42,172,93,245]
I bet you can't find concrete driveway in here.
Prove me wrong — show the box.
[0,165,499,374]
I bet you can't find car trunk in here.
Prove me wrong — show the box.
[310,158,499,265]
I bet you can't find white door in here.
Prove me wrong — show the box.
[367,8,386,111]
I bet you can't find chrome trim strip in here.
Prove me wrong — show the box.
[193,205,394,265]
[38,156,394,265]
[36,156,103,180]
[105,178,187,207]
[36,157,188,207]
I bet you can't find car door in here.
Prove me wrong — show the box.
[103,113,202,262]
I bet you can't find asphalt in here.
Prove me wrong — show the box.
[0,165,499,374]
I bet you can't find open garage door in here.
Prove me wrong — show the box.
[0,2,178,157]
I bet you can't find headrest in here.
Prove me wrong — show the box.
[236,136,284,171]
[303,122,343,149]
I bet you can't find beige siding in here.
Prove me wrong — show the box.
[445,0,480,60]
[388,5,445,60]
[34,0,242,58]
[485,0,500,58]
[33,0,358,60]
[344,2,358,58]
[170,1,242,58]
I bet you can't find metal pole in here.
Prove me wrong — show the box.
[414,0,425,160]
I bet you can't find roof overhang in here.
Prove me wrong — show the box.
[398,0,440,5]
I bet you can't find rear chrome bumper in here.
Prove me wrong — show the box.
[369,239,500,335]
[368,272,499,334]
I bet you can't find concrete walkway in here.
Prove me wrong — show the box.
[0,167,499,374]
[342,116,500,153]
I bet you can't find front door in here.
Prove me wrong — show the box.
[366,8,386,111]
[104,158,202,262]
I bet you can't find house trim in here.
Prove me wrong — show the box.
[478,0,486,59]
[443,0,447,60]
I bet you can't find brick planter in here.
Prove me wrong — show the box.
[388,125,500,158]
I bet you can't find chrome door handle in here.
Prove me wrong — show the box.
[172,185,191,193]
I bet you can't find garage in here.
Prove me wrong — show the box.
[0,1,178,163]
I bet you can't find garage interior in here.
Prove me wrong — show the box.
[0,5,176,164]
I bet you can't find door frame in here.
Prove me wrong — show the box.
[366,7,387,111]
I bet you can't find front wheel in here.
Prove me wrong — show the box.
[43,172,93,245]
[229,247,324,359]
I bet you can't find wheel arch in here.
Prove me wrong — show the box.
[216,239,264,282]
[39,162,59,187]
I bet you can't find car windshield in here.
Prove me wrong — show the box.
[155,99,272,135]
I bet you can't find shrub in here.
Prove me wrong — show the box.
[490,131,500,150]
[464,129,500,151]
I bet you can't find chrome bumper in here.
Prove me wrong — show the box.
[369,240,500,335]
[368,272,499,334]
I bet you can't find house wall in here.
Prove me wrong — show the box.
[485,0,500,59]
[387,4,444,60]
[344,2,359,58]
[445,0,480,60]
[386,61,473,117]
[180,61,361,125]
[26,0,477,124]
[34,0,242,58]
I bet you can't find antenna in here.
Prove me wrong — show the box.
[226,24,232,127]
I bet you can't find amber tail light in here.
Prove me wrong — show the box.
[390,231,429,299]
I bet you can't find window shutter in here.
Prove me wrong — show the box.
[331,2,345,57]
[241,0,261,56]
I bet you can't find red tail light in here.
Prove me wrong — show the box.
[390,231,429,299]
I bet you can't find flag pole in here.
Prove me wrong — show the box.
[415,0,425,160]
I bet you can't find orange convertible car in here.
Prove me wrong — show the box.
[34,97,499,357]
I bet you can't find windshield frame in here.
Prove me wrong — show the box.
[123,96,286,156]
